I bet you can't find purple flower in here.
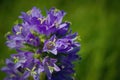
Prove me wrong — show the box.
[25,33,40,47]
[6,23,40,49]
[19,7,43,24]
[43,33,80,55]
[42,57,60,80]
[2,7,81,80]
[43,35,57,55]
[56,22,70,37]
[1,58,28,80]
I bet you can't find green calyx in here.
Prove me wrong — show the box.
[13,57,19,63]
[34,53,40,59]
[30,30,46,43]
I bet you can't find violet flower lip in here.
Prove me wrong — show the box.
[2,7,80,80]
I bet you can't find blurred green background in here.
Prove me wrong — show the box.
[0,0,120,80]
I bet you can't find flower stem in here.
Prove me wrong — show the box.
[40,72,46,80]
[28,76,34,80]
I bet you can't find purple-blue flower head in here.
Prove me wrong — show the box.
[2,7,81,80]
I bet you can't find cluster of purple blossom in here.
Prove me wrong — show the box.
[2,7,80,80]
